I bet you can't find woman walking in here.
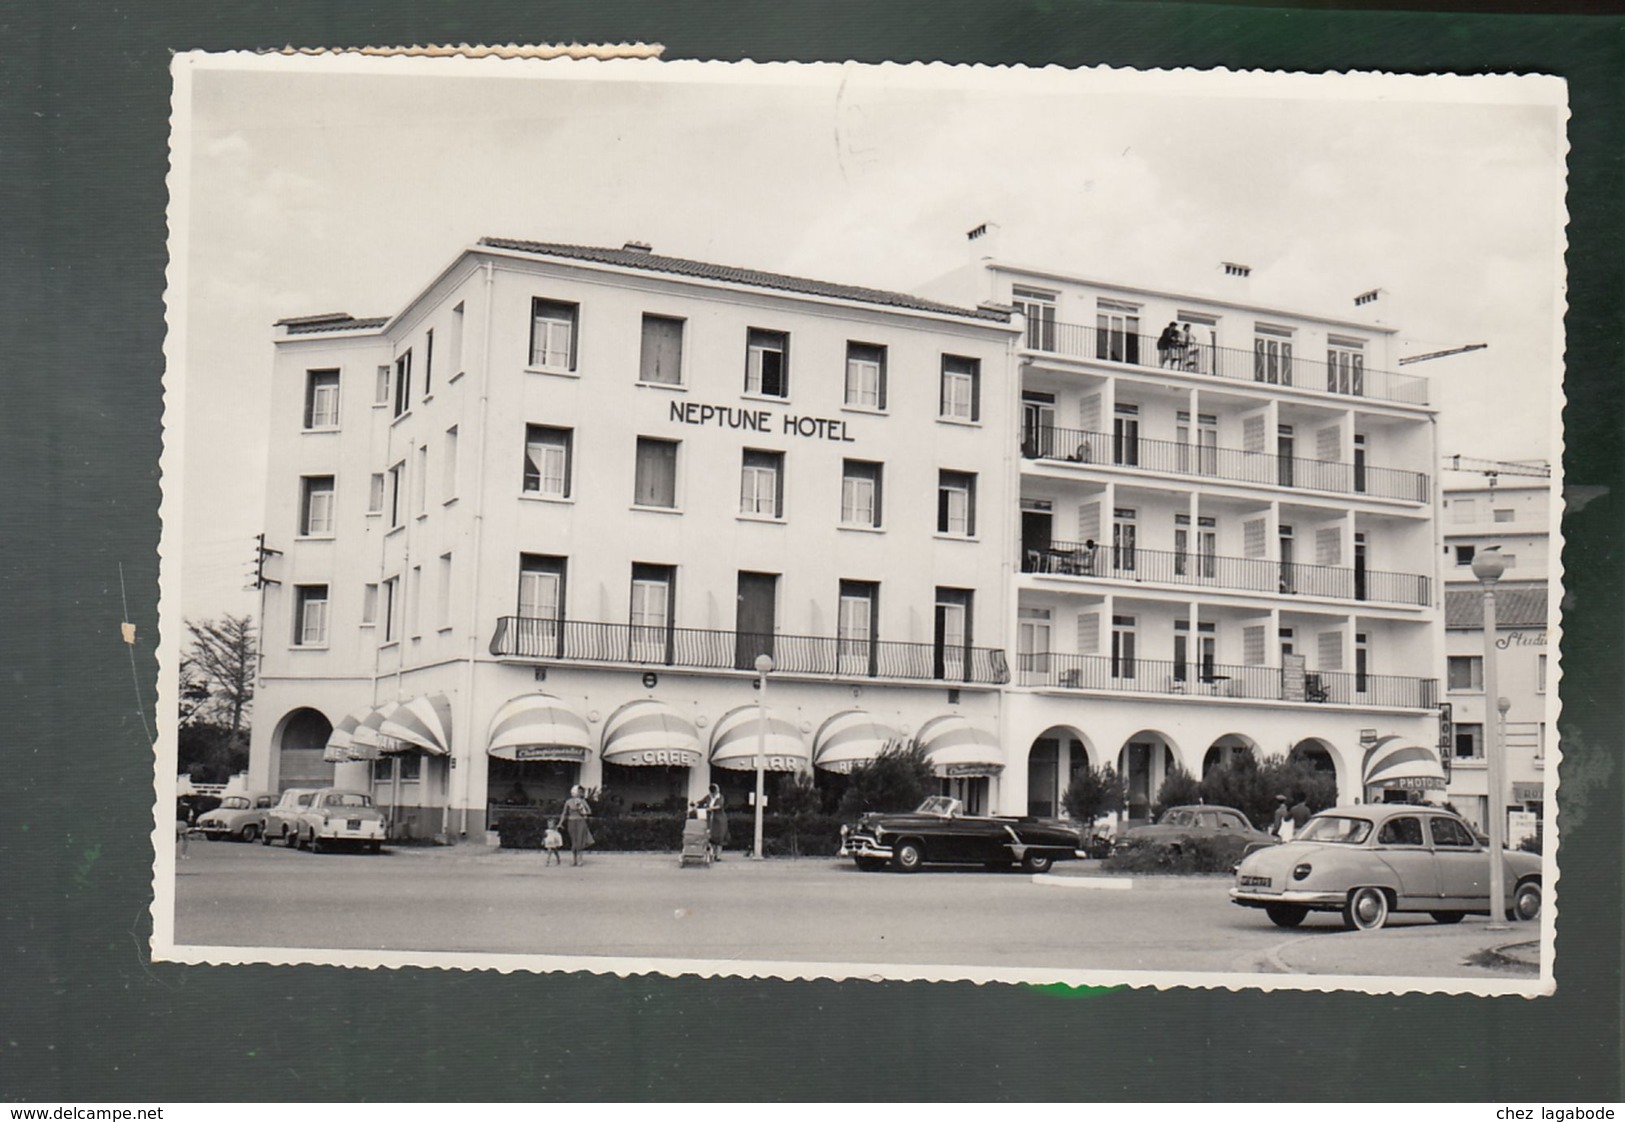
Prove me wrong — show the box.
[703,783,729,860]
[561,785,594,866]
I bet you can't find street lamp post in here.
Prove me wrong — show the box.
[753,653,774,862]
[1471,547,1510,930]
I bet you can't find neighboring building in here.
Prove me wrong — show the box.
[1439,474,1554,840]
[925,237,1444,819]
[248,238,1021,836]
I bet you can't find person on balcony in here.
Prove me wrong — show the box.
[1180,323,1199,371]
[1157,321,1181,368]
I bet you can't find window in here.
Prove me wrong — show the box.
[1538,653,1547,693]
[524,425,573,498]
[1111,614,1137,679]
[1174,619,1217,682]
[408,564,422,638]
[414,446,428,516]
[437,553,452,630]
[841,460,883,527]
[1326,338,1365,395]
[639,314,684,385]
[1018,606,1051,684]
[1095,300,1140,364]
[519,554,567,653]
[1176,411,1218,474]
[1112,507,1137,571]
[374,754,421,782]
[1113,402,1140,466]
[1376,816,1425,847]
[1013,287,1057,351]
[1454,544,1476,566]
[1354,631,1369,694]
[530,298,578,371]
[449,302,465,378]
[1494,508,1515,523]
[934,588,973,679]
[1454,723,1484,759]
[630,563,674,660]
[633,437,679,509]
[845,343,887,409]
[745,328,789,397]
[937,471,977,536]
[739,449,784,518]
[939,355,980,421]
[299,476,335,536]
[381,576,399,642]
[361,582,379,626]
[838,580,878,675]
[1430,816,1477,849]
[388,462,405,527]
[442,426,459,501]
[375,365,391,405]
[1174,513,1217,578]
[293,585,329,646]
[1447,655,1484,692]
[1253,325,1294,385]
[304,370,340,429]
[393,351,412,417]
[367,473,385,515]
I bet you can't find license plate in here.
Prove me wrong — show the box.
[1240,875,1272,888]
[348,818,362,830]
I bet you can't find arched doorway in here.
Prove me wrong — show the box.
[276,707,334,791]
[1118,730,1179,823]
[1202,734,1258,778]
[1289,737,1344,807]
[1026,726,1090,818]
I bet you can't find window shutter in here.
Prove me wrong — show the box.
[1318,631,1343,670]
[1076,501,1101,545]
[1243,625,1265,665]
[1317,426,1341,462]
[1079,393,1102,434]
[1077,612,1100,655]
[1243,518,1267,558]
[1316,527,1342,566]
[1243,414,1266,453]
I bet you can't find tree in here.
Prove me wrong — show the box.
[836,739,936,819]
[183,615,257,736]
[1061,763,1126,827]
[1152,764,1202,819]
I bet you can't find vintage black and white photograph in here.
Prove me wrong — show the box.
[157,53,1566,993]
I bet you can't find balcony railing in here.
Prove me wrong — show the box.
[489,617,1011,685]
[1020,423,1429,503]
[1021,320,1429,406]
[1022,539,1431,607]
[1015,652,1437,709]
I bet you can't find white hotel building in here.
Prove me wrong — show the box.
[247,235,1447,836]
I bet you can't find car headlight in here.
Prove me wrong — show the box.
[839,824,848,838]
[872,826,884,841]
[1292,862,1313,881]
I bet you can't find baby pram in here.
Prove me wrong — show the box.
[680,807,714,867]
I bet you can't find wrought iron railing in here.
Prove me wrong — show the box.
[1020,423,1429,503]
[1020,320,1429,406]
[1021,538,1431,607]
[489,617,1010,685]
[1015,652,1436,709]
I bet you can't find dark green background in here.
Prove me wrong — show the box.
[4,0,1620,1102]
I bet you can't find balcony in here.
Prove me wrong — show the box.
[1016,652,1437,709]
[1022,539,1431,607]
[1020,424,1429,503]
[489,617,1011,685]
[1020,320,1429,406]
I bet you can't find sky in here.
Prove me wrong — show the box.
[169,55,1568,623]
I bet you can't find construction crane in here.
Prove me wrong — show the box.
[1398,343,1488,366]
[1443,455,1551,487]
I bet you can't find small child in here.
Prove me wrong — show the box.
[543,819,564,865]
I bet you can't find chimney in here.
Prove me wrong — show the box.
[1351,286,1395,326]
[966,221,1003,262]
[622,240,653,254]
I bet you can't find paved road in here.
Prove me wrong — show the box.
[172,842,1541,982]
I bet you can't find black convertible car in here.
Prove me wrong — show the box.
[838,796,1088,873]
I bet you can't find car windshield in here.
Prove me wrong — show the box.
[219,797,251,809]
[1296,816,1372,845]
[324,793,372,807]
[915,796,961,817]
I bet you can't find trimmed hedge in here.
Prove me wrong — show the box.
[491,809,845,857]
[1103,833,1257,874]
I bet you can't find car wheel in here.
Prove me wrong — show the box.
[1265,904,1309,929]
[369,840,382,854]
[854,856,884,872]
[1430,911,1465,925]
[892,840,924,873]
[240,825,259,844]
[1512,880,1542,922]
[261,829,274,846]
[1343,886,1390,931]
[308,832,323,854]
[1021,851,1054,874]
[284,828,299,848]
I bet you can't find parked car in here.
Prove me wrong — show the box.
[263,788,321,847]
[295,788,387,853]
[194,792,277,842]
[1117,804,1278,855]
[838,795,1087,873]
[1230,803,1543,930]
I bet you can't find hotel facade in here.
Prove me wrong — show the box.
[246,236,1448,836]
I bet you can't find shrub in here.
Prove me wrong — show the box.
[1517,833,1542,855]
[836,739,936,820]
[1062,764,1125,828]
[1152,765,1201,819]
[1104,833,1256,875]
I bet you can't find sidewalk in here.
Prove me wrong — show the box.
[1264,918,1543,979]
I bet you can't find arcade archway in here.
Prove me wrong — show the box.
[1026,725,1092,818]
[1117,730,1179,822]
[275,707,334,791]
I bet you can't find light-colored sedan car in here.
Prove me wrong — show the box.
[295,789,387,853]
[1231,803,1543,930]
[194,792,277,843]
[263,788,321,847]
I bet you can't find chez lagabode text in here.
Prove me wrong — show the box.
[669,401,856,442]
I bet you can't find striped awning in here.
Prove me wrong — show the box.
[488,693,592,763]
[346,703,400,762]
[917,714,1003,777]
[709,704,808,772]
[813,711,903,774]
[601,698,703,768]
[1362,734,1447,791]
[322,712,362,763]
[378,693,453,756]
